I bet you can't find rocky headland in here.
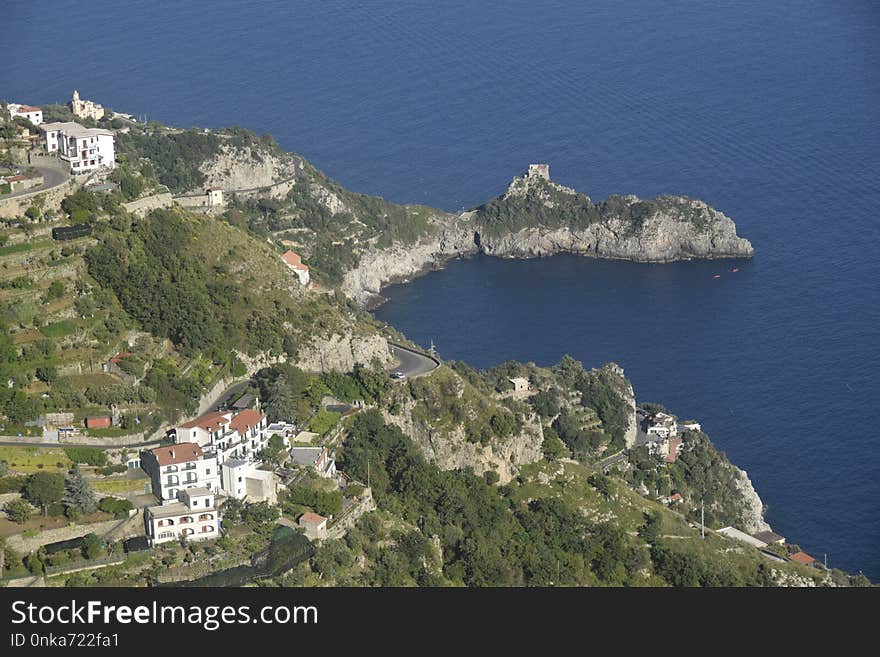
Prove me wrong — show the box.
[342,165,753,306]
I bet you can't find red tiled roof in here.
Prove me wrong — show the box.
[14,105,42,113]
[230,408,265,434]
[668,493,683,502]
[281,250,309,271]
[664,436,682,463]
[151,443,204,466]
[110,351,131,364]
[299,512,326,526]
[179,410,229,431]
[790,551,816,565]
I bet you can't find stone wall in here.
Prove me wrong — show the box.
[122,192,173,217]
[0,176,76,218]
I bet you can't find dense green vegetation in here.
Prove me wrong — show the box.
[338,410,648,586]
[115,130,221,192]
[472,176,714,238]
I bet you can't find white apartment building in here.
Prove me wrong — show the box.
[40,121,115,173]
[8,103,43,125]
[175,408,270,496]
[140,443,221,502]
[145,487,220,545]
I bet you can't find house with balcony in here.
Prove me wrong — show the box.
[175,408,270,497]
[145,487,220,545]
[40,121,115,173]
[140,443,220,502]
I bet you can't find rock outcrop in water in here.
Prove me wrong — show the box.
[342,165,754,305]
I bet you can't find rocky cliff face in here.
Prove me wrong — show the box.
[475,201,753,262]
[294,332,393,373]
[731,466,772,534]
[341,218,476,306]
[604,363,638,449]
[383,394,544,484]
[198,143,299,194]
[340,168,753,305]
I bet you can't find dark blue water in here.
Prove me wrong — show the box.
[2,0,878,578]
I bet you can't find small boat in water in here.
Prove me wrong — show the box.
[731,267,740,273]
[713,274,721,279]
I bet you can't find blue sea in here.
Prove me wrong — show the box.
[2,0,878,579]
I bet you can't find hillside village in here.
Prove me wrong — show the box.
[0,93,868,587]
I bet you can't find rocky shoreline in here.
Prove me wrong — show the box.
[342,168,754,307]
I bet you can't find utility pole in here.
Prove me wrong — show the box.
[824,553,827,569]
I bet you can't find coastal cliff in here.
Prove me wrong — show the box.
[341,166,754,305]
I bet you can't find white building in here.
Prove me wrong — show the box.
[69,89,104,121]
[298,512,328,540]
[646,412,678,440]
[41,121,115,173]
[221,459,278,503]
[145,487,220,545]
[281,250,310,286]
[8,103,43,125]
[140,443,221,502]
[176,408,270,496]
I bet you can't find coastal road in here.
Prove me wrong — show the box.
[389,343,439,379]
[203,380,251,413]
[3,156,69,199]
[597,450,628,471]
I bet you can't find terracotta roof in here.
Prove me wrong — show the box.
[150,443,204,466]
[13,105,42,113]
[281,250,309,271]
[790,551,817,565]
[664,436,682,463]
[178,410,230,431]
[668,493,683,502]
[299,512,326,526]
[230,408,265,434]
[110,351,131,364]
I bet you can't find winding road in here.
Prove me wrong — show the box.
[389,343,439,378]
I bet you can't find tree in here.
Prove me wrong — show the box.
[541,426,568,461]
[23,472,64,515]
[257,434,287,465]
[35,365,57,383]
[4,498,32,524]
[81,533,103,560]
[63,470,97,516]
[44,280,65,302]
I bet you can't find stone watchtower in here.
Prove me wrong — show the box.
[528,163,550,180]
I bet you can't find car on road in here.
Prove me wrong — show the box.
[390,371,406,380]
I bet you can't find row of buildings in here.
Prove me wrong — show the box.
[6,91,113,174]
[140,404,336,545]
